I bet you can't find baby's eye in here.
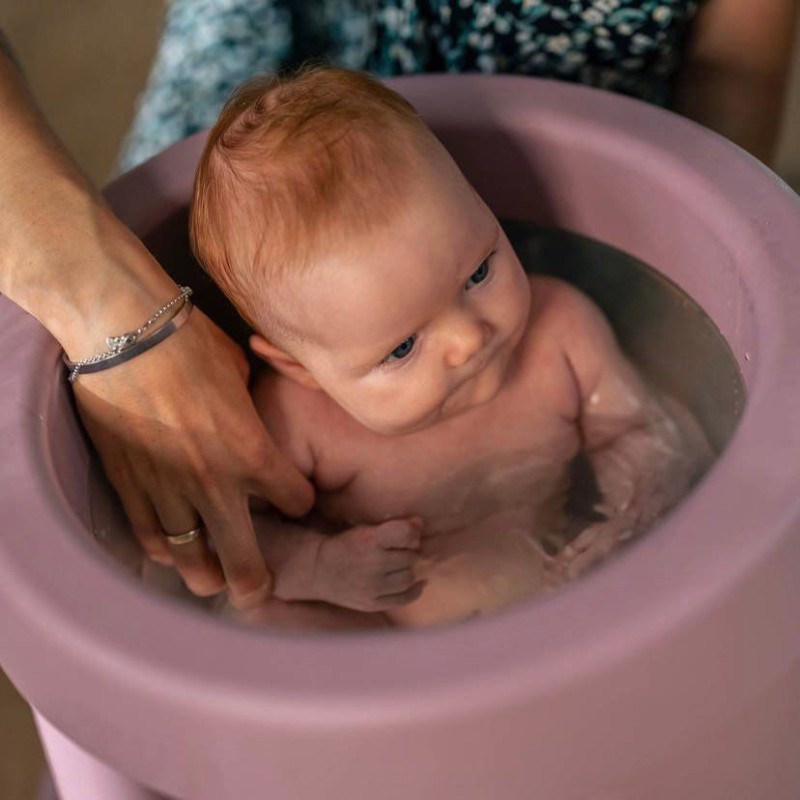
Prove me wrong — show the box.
[384,335,416,364]
[465,258,491,289]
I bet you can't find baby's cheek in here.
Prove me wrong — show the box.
[345,390,418,435]
[378,384,447,435]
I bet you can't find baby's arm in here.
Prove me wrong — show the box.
[555,285,713,574]
[249,369,424,611]
[252,512,424,611]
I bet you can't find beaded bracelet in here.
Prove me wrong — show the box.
[63,286,194,383]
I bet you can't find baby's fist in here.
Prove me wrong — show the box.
[313,518,425,612]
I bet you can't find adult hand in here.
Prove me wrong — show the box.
[73,306,315,608]
[0,39,313,608]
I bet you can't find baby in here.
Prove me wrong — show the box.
[190,67,710,630]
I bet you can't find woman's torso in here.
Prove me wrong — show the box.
[119,0,705,171]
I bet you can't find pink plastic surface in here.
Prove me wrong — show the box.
[1,75,800,800]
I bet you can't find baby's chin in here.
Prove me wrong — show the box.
[351,399,451,437]
[364,369,507,436]
[359,410,443,438]
[442,348,511,416]
[348,343,519,436]
[441,373,504,420]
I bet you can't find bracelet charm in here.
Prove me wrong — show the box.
[63,286,194,382]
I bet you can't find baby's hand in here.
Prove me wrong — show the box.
[312,518,425,612]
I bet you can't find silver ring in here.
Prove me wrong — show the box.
[164,526,203,546]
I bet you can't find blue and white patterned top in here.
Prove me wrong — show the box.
[118,0,704,172]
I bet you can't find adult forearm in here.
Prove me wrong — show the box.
[0,35,177,358]
[0,34,315,607]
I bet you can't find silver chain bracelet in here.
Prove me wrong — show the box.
[63,286,193,382]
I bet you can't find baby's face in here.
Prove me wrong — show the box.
[263,162,532,435]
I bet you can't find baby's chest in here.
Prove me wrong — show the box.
[316,402,580,531]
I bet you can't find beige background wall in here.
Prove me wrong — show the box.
[1,3,799,800]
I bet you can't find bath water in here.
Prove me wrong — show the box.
[88,222,745,625]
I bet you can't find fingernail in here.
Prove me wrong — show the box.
[147,550,173,567]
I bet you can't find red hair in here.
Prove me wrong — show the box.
[190,66,441,335]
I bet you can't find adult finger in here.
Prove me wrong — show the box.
[245,436,315,519]
[109,470,173,567]
[155,494,226,597]
[71,308,313,600]
[197,491,273,609]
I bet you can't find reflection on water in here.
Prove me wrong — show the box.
[89,222,745,625]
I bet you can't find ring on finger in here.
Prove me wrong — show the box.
[163,525,204,546]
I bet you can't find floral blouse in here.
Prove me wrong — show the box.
[118,0,704,172]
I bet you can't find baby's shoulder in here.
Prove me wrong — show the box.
[250,370,337,476]
[525,275,609,346]
[253,368,326,418]
[251,369,368,478]
[524,274,630,396]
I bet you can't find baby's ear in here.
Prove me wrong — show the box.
[249,334,321,390]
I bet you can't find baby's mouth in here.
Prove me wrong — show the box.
[465,345,498,383]
[449,347,499,402]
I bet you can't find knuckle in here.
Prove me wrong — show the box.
[353,527,377,549]
[128,517,159,537]
[130,521,165,547]
[240,438,276,474]
[190,455,219,488]
[190,447,232,492]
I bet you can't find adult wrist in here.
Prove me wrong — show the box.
[0,39,182,359]
[2,175,180,359]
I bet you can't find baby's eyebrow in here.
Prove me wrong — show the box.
[431,221,501,314]
[348,222,501,374]
[482,222,501,262]
[459,221,500,280]
[344,333,404,373]
[344,321,426,374]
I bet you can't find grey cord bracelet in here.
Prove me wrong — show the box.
[63,299,194,383]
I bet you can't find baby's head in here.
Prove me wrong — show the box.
[191,67,531,435]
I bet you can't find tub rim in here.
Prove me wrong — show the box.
[2,73,799,731]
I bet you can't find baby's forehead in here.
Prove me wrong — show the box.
[263,159,496,326]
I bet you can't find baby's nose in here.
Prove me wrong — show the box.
[443,311,492,369]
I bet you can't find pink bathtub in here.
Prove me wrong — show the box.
[1,75,799,800]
